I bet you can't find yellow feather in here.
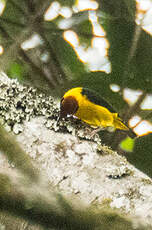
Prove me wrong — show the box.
[112,114,128,130]
[63,87,128,130]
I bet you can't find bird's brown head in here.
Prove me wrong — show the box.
[60,96,78,118]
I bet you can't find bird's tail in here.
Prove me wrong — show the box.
[113,113,137,138]
[113,113,128,130]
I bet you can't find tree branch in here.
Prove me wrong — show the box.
[123,91,147,122]
[0,173,140,230]
[38,28,68,84]
[0,125,39,182]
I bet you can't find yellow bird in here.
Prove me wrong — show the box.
[60,87,135,137]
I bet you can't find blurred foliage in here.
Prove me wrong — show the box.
[0,0,151,145]
[57,0,75,7]
[75,18,93,47]
[0,0,151,112]
[50,35,86,79]
[126,134,152,178]
[8,62,23,80]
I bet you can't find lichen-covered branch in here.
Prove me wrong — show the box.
[0,125,39,182]
[0,75,151,229]
[0,173,147,230]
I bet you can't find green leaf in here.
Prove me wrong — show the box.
[120,137,135,152]
[7,62,23,80]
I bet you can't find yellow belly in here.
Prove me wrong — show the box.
[75,100,114,128]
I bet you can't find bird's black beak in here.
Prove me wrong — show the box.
[56,114,61,125]
[57,99,67,125]
[57,111,68,125]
